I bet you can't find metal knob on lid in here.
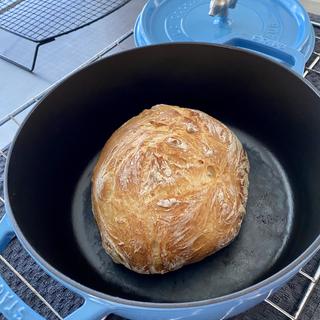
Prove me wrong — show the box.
[209,0,237,18]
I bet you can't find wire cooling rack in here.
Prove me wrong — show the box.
[0,22,320,320]
[0,0,132,71]
[0,0,130,42]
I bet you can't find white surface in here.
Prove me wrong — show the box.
[301,0,320,14]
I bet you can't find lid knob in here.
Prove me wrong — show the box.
[209,0,237,18]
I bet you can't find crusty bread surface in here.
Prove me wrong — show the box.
[92,104,249,274]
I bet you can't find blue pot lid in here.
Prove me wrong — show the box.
[134,0,315,68]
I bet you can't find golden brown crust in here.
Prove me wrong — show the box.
[92,104,249,274]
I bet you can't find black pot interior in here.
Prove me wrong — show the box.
[6,44,320,302]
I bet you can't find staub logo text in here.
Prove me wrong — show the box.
[0,284,25,319]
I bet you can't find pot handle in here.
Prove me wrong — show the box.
[0,214,114,320]
[217,34,305,75]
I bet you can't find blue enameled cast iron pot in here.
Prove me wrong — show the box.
[2,43,320,320]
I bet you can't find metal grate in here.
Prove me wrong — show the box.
[0,23,320,320]
[0,0,132,71]
[0,0,131,42]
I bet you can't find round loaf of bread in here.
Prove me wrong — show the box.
[92,104,249,274]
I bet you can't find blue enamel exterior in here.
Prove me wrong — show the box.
[134,0,315,73]
[0,214,114,320]
[0,208,312,319]
[0,215,44,320]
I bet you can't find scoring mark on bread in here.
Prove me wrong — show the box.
[166,137,188,151]
[207,165,216,178]
[157,198,180,208]
[114,217,126,224]
[185,122,198,133]
[203,145,214,157]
